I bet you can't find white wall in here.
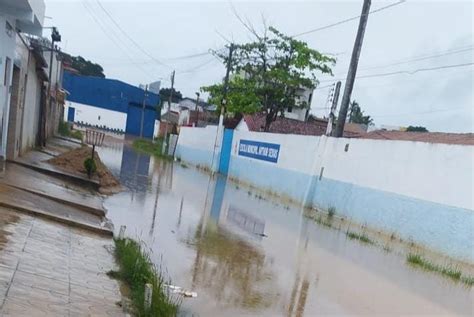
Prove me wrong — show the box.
[314,136,474,211]
[64,101,127,131]
[175,126,219,168]
[0,14,17,158]
[21,44,42,152]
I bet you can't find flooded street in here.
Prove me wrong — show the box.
[99,139,473,316]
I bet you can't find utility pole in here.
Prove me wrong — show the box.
[326,81,341,136]
[212,43,234,173]
[42,27,61,146]
[195,92,200,127]
[161,70,175,155]
[334,0,371,137]
[220,43,234,116]
[139,84,148,138]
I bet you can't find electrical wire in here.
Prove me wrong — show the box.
[95,0,170,68]
[292,0,406,37]
[81,1,154,79]
[319,62,474,83]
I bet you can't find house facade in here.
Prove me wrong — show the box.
[0,0,58,162]
[62,71,160,138]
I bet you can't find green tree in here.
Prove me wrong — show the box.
[202,26,335,131]
[406,125,428,132]
[348,100,373,125]
[61,53,105,78]
[159,88,182,104]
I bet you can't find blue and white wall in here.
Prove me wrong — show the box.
[175,126,218,169]
[175,128,474,262]
[64,101,127,131]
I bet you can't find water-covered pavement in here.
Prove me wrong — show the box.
[0,208,123,316]
[101,138,473,316]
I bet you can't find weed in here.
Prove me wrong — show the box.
[58,121,83,140]
[112,238,180,316]
[247,191,252,196]
[133,138,172,160]
[382,245,392,253]
[327,206,336,218]
[390,232,397,240]
[346,231,374,245]
[180,163,188,168]
[406,253,467,283]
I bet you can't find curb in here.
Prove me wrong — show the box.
[0,201,113,237]
[10,160,101,190]
[4,184,106,218]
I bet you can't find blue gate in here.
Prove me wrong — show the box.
[219,129,234,175]
[125,105,155,138]
[67,107,75,122]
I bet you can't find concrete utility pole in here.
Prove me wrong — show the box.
[161,70,175,154]
[139,84,148,138]
[220,43,234,116]
[334,0,371,137]
[327,81,341,136]
[195,92,200,126]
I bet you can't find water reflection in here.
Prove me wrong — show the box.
[101,138,473,316]
[185,222,278,310]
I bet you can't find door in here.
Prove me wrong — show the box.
[218,129,234,175]
[67,106,75,122]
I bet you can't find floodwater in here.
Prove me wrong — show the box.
[99,138,473,316]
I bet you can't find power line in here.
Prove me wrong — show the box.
[95,0,170,69]
[319,62,474,83]
[81,1,154,79]
[359,46,473,72]
[292,0,406,37]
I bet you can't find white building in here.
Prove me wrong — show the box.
[0,0,45,161]
[283,87,313,121]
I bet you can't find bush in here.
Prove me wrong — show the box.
[84,157,97,175]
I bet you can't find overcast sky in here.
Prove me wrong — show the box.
[44,0,473,132]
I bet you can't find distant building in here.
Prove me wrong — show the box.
[283,87,313,121]
[62,72,160,138]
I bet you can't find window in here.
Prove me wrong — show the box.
[287,106,293,113]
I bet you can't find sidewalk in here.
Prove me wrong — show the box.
[0,137,125,316]
[0,207,124,316]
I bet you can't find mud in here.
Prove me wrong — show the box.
[48,146,120,189]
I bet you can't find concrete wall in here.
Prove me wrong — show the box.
[175,127,474,262]
[0,14,17,158]
[175,126,218,169]
[21,46,42,152]
[64,101,127,131]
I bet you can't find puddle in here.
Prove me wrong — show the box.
[99,139,473,316]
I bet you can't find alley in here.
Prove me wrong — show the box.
[100,139,473,317]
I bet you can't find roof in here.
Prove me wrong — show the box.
[63,71,159,114]
[241,113,360,137]
[161,111,179,124]
[360,130,474,146]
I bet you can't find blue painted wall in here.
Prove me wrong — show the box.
[63,72,159,114]
[63,72,160,137]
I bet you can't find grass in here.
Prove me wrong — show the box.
[133,138,172,159]
[110,238,180,316]
[346,230,375,245]
[58,121,83,140]
[327,206,336,218]
[406,253,473,286]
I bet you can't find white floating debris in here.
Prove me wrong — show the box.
[164,284,197,298]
